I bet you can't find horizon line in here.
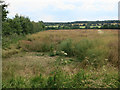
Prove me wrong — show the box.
[43,19,119,23]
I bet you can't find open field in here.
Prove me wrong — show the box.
[2,29,119,88]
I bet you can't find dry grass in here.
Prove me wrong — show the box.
[19,29,118,66]
[2,52,57,80]
[25,29,118,45]
[2,29,119,88]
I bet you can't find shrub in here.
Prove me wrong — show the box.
[58,39,73,57]
[19,40,54,52]
[73,39,94,61]
[86,48,108,68]
[2,34,25,49]
[55,57,72,65]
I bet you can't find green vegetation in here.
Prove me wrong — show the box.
[3,69,119,88]
[18,30,118,67]
[2,18,45,50]
[2,15,45,49]
[1,0,119,88]
[45,21,120,30]
[1,1,45,50]
[3,30,119,88]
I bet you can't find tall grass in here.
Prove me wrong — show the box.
[2,34,25,58]
[2,34,25,49]
[18,30,118,67]
[58,39,73,56]
[3,69,119,88]
[3,30,119,88]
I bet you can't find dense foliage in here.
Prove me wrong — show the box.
[45,20,120,30]
[3,14,45,36]
[0,0,8,21]
[1,0,45,36]
[2,15,45,49]
[1,1,45,49]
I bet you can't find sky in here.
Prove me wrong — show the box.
[5,0,120,22]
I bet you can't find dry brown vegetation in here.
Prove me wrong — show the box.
[18,29,118,66]
[2,29,119,88]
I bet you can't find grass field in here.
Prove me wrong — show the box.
[2,29,119,88]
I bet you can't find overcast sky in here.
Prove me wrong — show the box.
[5,0,120,22]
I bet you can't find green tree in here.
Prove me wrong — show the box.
[19,15,33,34]
[2,21,12,35]
[32,21,45,33]
[38,21,45,30]
[0,0,9,21]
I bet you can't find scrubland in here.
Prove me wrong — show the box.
[2,29,119,88]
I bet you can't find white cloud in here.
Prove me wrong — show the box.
[38,15,55,22]
[77,16,118,21]
[77,0,119,11]
[5,0,119,21]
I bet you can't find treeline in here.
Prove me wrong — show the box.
[1,0,120,36]
[45,20,120,30]
[73,20,120,24]
[1,1,45,36]
[45,24,120,30]
[3,14,45,36]
[45,20,120,25]
[1,0,46,49]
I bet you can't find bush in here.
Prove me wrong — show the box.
[19,40,54,52]
[73,39,94,61]
[58,39,73,56]
[86,48,108,68]
[2,34,25,49]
